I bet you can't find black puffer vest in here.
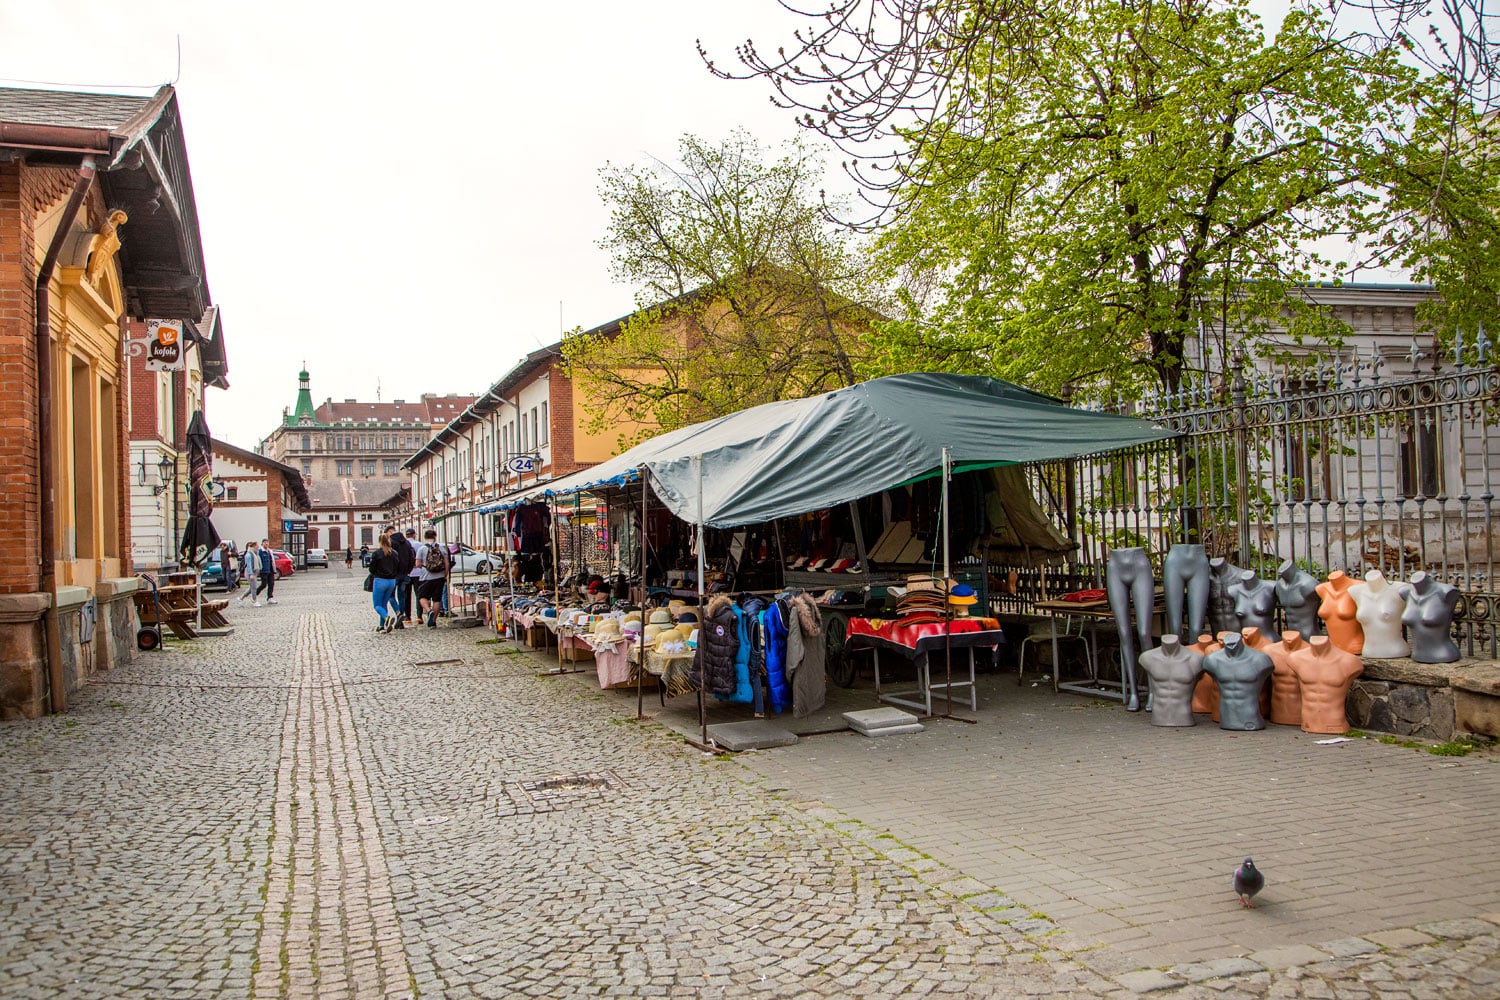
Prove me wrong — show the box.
[691,595,739,696]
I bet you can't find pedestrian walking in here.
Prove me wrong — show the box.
[391,528,417,624]
[415,529,449,628]
[369,532,402,632]
[234,542,276,605]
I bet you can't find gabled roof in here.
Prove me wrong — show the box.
[312,394,475,426]
[305,477,407,509]
[212,439,310,511]
[0,84,213,322]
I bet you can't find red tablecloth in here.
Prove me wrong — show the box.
[849,616,1001,649]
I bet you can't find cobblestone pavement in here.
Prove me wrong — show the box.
[0,569,1496,998]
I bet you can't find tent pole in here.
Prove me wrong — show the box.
[637,471,647,720]
[696,455,707,747]
[942,446,953,720]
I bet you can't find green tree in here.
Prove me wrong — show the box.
[562,132,875,444]
[713,0,1499,395]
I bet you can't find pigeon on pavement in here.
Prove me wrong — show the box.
[1233,857,1264,908]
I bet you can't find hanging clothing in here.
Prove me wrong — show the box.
[762,600,791,714]
[511,503,552,554]
[712,603,755,705]
[692,595,740,697]
[784,593,827,718]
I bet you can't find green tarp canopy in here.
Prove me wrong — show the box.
[487,373,1178,529]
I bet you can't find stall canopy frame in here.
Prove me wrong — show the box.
[465,373,1179,530]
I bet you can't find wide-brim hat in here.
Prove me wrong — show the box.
[642,624,666,645]
[592,618,621,637]
[648,608,672,625]
[622,611,642,624]
[676,609,699,625]
[621,619,643,634]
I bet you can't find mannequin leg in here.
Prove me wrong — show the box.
[1130,569,1154,711]
[1163,550,1187,640]
[1107,549,1152,712]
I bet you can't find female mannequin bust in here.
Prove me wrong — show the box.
[1403,571,1461,663]
[1202,632,1274,731]
[1231,570,1278,638]
[1350,569,1411,658]
[1138,635,1205,727]
[1316,570,1364,654]
[1265,630,1309,726]
[1275,560,1321,638]
[1287,635,1364,734]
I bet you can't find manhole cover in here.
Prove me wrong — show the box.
[413,815,451,827]
[497,771,623,817]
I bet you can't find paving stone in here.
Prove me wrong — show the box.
[1174,958,1264,982]
[1115,969,1184,993]
[2,570,1498,999]
[1248,946,1331,970]
[1412,918,1497,940]
[704,720,799,751]
[1364,929,1437,950]
[1318,938,1382,959]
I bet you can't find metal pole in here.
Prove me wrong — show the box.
[696,455,707,746]
[942,447,953,719]
[637,472,648,719]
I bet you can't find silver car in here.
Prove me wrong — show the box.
[304,547,329,568]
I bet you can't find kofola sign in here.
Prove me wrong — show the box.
[145,320,185,371]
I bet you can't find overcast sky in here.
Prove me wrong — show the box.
[0,0,823,450]
[4,2,1359,455]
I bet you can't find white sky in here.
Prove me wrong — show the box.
[0,0,818,450]
[4,2,1372,454]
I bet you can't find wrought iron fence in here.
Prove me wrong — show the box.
[996,340,1500,659]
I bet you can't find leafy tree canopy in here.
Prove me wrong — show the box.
[562,132,877,445]
[712,0,1500,395]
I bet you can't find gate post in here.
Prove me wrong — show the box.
[1231,363,1252,562]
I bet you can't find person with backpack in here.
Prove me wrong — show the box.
[415,528,449,628]
[390,528,416,627]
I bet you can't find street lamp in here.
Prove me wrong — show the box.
[153,455,176,496]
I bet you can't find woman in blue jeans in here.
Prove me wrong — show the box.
[368,532,403,633]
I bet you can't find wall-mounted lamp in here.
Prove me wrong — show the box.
[153,455,176,496]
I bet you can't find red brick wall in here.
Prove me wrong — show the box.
[548,365,585,477]
[0,163,95,595]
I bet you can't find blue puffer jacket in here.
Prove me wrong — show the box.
[713,603,755,705]
[762,600,790,714]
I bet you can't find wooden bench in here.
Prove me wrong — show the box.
[132,590,200,640]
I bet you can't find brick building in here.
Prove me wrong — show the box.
[0,85,219,716]
[209,440,311,555]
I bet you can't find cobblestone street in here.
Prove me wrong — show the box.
[2,568,1498,998]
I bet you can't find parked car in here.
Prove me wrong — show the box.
[304,547,328,568]
[271,550,294,577]
[201,549,229,590]
[446,542,506,576]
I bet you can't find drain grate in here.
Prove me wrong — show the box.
[497,771,623,817]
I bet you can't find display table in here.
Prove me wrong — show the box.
[581,635,632,687]
[845,617,1004,715]
[628,645,697,700]
[1032,595,1165,703]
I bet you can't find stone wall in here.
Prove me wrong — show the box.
[1348,657,1500,741]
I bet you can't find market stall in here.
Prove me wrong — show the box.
[468,373,1176,739]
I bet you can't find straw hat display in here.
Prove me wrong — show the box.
[648,608,672,625]
[642,624,667,646]
[591,618,622,638]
